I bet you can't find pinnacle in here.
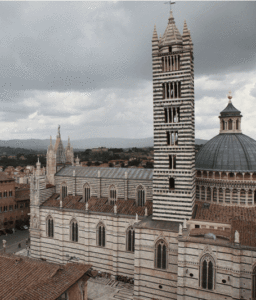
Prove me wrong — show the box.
[169,10,174,22]
[152,24,158,41]
[183,19,189,35]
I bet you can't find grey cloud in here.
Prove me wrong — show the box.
[0,1,254,95]
[250,84,256,98]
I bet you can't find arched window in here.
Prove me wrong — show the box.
[155,240,167,270]
[222,120,225,130]
[61,184,67,200]
[200,255,215,290]
[236,119,239,130]
[228,119,233,130]
[137,185,145,206]
[47,216,54,238]
[109,185,117,205]
[169,177,175,189]
[84,183,90,203]
[71,220,78,242]
[97,223,105,247]
[127,227,135,252]
[252,266,256,299]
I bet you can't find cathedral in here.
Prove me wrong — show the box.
[30,10,256,300]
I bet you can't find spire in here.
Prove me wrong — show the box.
[48,135,53,151]
[57,125,60,138]
[182,20,189,36]
[68,136,70,146]
[152,24,158,41]
[159,9,182,47]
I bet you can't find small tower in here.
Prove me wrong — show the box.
[75,155,80,166]
[46,135,56,185]
[219,92,242,134]
[65,136,74,165]
[152,9,195,222]
[46,126,68,184]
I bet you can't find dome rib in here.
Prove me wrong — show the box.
[196,133,256,172]
[236,135,251,170]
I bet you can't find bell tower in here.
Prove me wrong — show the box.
[152,9,195,222]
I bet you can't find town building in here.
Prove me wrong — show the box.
[29,9,256,300]
[0,173,30,231]
[0,253,91,300]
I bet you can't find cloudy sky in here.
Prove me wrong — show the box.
[0,1,255,141]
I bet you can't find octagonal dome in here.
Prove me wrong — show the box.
[196,133,256,172]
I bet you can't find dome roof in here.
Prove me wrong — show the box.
[220,102,241,117]
[196,133,256,172]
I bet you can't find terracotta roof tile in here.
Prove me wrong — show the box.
[42,195,152,217]
[15,189,30,201]
[0,253,91,300]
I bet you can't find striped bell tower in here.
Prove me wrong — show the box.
[152,10,195,222]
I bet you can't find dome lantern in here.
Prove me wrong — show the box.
[219,92,242,134]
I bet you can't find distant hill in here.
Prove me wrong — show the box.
[195,138,208,145]
[0,137,207,151]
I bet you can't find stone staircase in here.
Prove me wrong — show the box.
[88,277,134,300]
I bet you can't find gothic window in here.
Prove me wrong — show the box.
[109,185,117,205]
[155,240,167,270]
[71,220,78,242]
[47,216,54,238]
[61,185,67,200]
[169,178,175,189]
[162,82,181,99]
[137,185,145,206]
[228,119,233,130]
[3,191,7,197]
[164,107,180,123]
[167,131,170,145]
[84,183,90,203]
[169,155,176,169]
[200,255,215,290]
[127,227,135,252]
[167,131,178,146]
[97,223,105,247]
[0,192,2,198]
[9,191,12,197]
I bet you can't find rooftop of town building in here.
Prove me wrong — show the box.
[0,253,91,300]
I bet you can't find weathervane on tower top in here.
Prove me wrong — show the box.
[164,1,176,11]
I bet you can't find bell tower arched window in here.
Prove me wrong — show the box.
[200,255,215,290]
[155,240,167,270]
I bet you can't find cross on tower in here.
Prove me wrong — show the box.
[164,1,176,11]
